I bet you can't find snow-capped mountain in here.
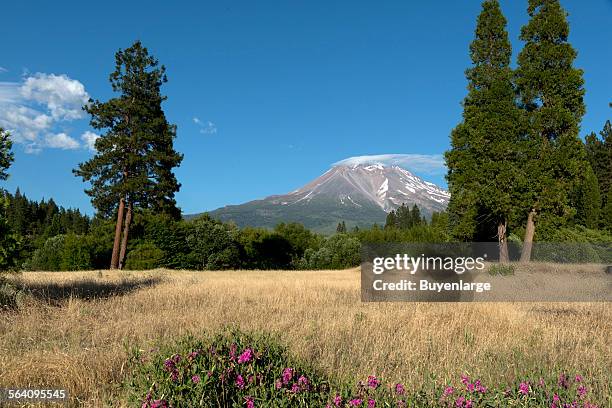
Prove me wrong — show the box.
[202,162,450,233]
[279,163,449,213]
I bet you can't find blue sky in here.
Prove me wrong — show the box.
[1,0,611,215]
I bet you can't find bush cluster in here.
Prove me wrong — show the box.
[124,329,602,407]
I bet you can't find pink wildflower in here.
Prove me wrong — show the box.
[238,348,253,364]
[519,382,530,395]
[367,375,380,389]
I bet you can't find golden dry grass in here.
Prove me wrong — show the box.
[1,267,611,407]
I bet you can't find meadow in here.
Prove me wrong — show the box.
[0,266,610,407]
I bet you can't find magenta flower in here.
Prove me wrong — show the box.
[282,368,294,385]
[455,396,465,407]
[474,380,487,393]
[333,394,343,407]
[395,383,405,395]
[229,343,237,361]
[349,399,363,407]
[163,358,175,372]
[558,374,569,389]
[577,385,587,398]
[187,351,199,361]
[236,375,245,389]
[461,374,470,385]
[150,401,168,408]
[465,400,473,408]
[519,382,530,395]
[238,348,253,364]
[443,386,454,397]
[575,374,583,383]
[297,375,310,390]
[245,396,254,408]
[367,399,376,408]
[367,375,380,389]
[291,383,300,393]
[170,371,179,382]
[192,375,201,384]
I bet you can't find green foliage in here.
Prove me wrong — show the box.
[488,263,515,276]
[385,203,424,230]
[445,0,524,242]
[26,235,66,271]
[124,328,333,407]
[0,195,20,272]
[186,215,243,270]
[0,128,14,181]
[515,0,587,232]
[124,329,602,408]
[125,243,165,270]
[299,234,361,270]
[573,163,601,228]
[602,189,612,231]
[26,233,92,271]
[585,119,612,227]
[336,221,347,233]
[73,41,183,219]
[60,233,93,271]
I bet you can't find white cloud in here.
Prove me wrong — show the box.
[0,67,7,73]
[81,130,100,152]
[334,153,447,175]
[0,72,90,153]
[193,116,217,135]
[20,73,89,120]
[45,132,80,150]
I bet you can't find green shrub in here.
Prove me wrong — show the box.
[124,328,333,407]
[299,234,361,269]
[125,243,165,270]
[124,329,603,408]
[25,233,93,271]
[25,235,66,271]
[488,263,515,276]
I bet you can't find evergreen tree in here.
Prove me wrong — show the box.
[0,130,18,271]
[574,163,601,228]
[336,221,347,233]
[515,0,586,261]
[74,41,183,269]
[410,204,422,227]
[602,189,612,231]
[0,128,14,181]
[585,119,612,215]
[445,0,522,261]
[385,211,397,229]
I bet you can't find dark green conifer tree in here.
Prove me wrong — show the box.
[74,41,183,269]
[585,119,612,218]
[1,128,18,271]
[515,0,586,261]
[574,164,601,229]
[0,128,13,181]
[445,0,523,261]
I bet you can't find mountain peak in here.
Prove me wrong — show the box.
[204,157,449,233]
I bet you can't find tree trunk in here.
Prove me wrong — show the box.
[498,220,509,263]
[118,201,133,270]
[520,209,537,263]
[110,197,125,269]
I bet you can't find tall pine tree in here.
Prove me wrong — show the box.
[515,0,586,261]
[0,128,14,181]
[74,41,183,269]
[1,128,18,271]
[445,0,523,262]
[585,118,612,218]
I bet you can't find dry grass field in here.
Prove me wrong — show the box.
[0,266,610,406]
